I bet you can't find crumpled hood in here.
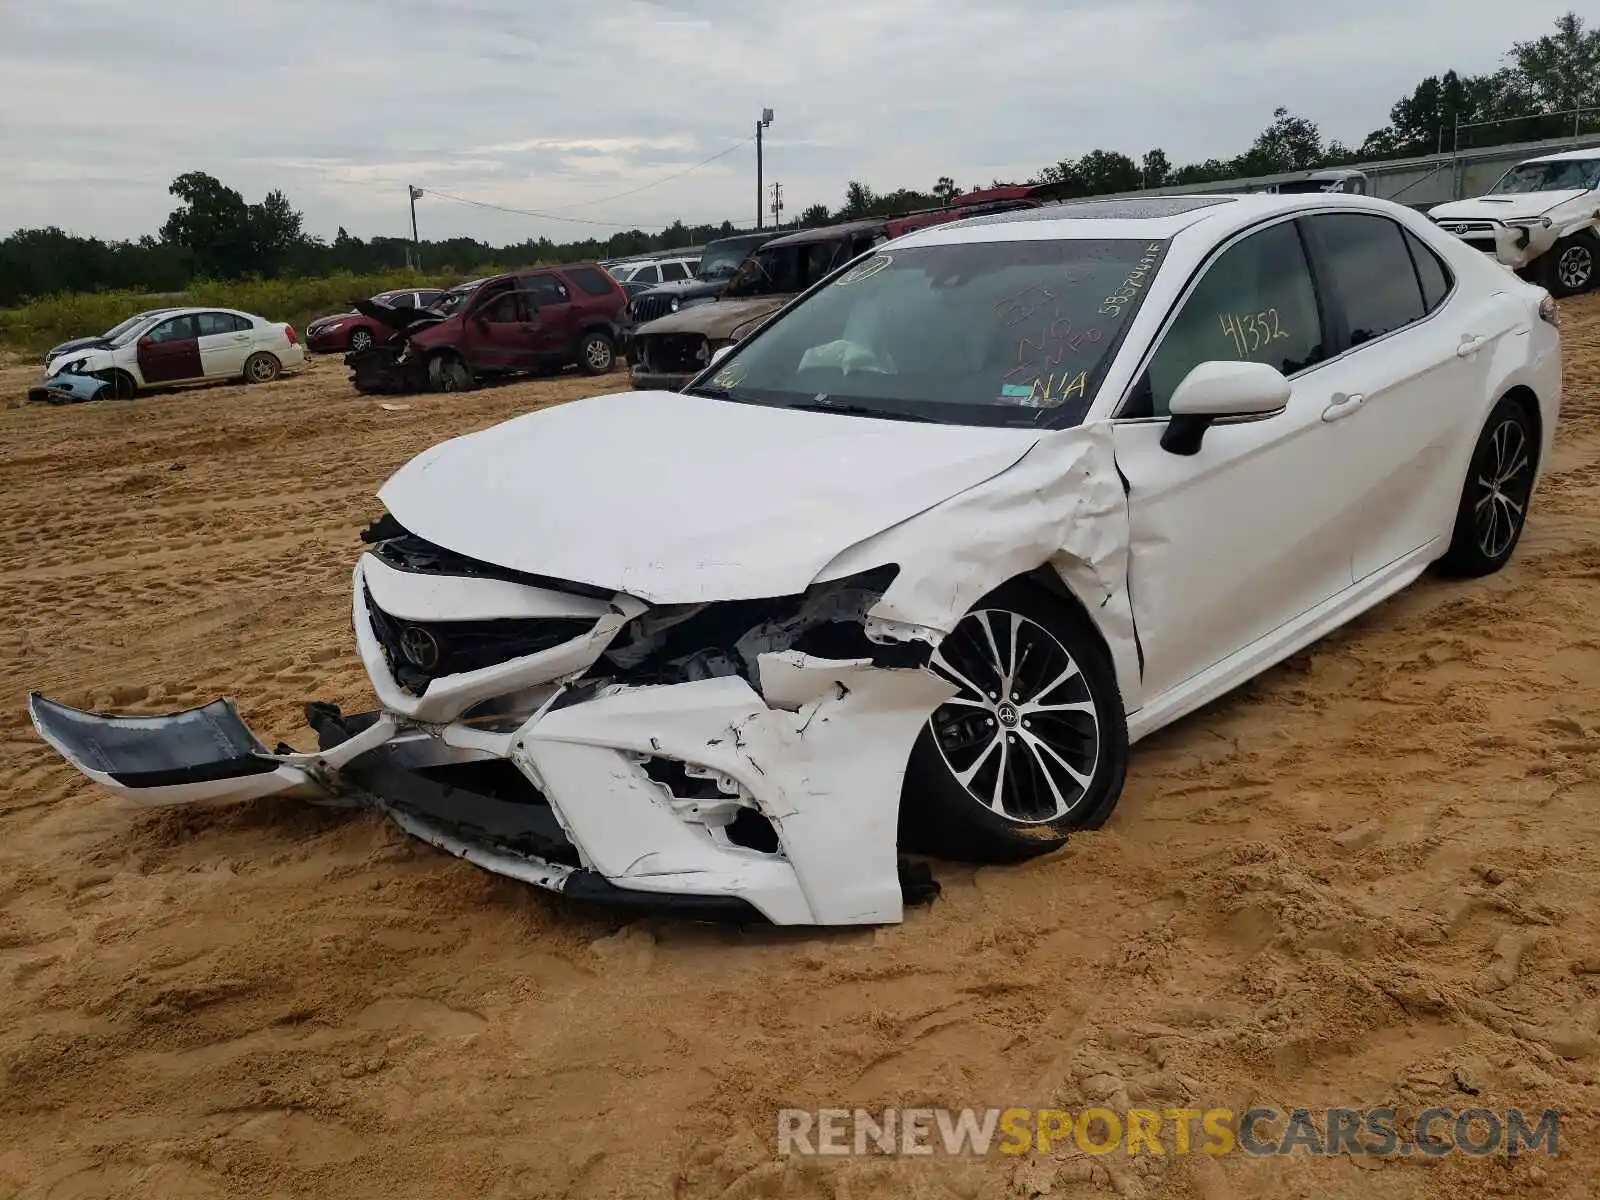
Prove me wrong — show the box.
[378,390,1045,603]
[1430,190,1589,222]
[46,335,113,361]
[633,295,790,340]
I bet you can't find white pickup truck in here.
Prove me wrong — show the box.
[1428,147,1600,297]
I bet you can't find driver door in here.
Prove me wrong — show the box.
[464,286,539,372]
[136,315,203,383]
[1112,217,1357,707]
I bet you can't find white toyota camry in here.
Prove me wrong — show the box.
[30,194,1560,926]
[40,306,308,398]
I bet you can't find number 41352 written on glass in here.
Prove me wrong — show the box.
[1220,309,1290,358]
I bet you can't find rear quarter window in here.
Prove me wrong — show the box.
[568,266,620,297]
[1403,229,1453,313]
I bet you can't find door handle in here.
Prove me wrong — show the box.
[1321,392,1365,422]
[1457,334,1488,358]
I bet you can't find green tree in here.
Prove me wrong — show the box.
[1509,12,1600,120]
[1141,149,1171,188]
[159,172,253,277]
[1237,107,1324,174]
[1076,150,1142,194]
[932,176,960,204]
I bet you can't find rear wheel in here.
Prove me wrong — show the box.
[428,354,472,393]
[900,581,1128,862]
[1434,394,1539,578]
[243,352,281,384]
[578,331,616,375]
[1538,232,1597,298]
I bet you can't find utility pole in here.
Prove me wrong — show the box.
[769,182,784,228]
[408,185,423,270]
[756,108,773,229]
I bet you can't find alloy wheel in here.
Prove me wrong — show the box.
[586,338,613,371]
[350,329,374,353]
[1474,416,1533,560]
[1558,244,1594,292]
[927,609,1101,824]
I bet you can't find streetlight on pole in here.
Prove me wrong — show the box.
[756,108,774,229]
[408,185,423,270]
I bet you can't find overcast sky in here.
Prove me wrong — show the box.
[0,0,1577,246]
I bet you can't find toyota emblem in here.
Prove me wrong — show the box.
[1447,224,1469,233]
[399,625,440,670]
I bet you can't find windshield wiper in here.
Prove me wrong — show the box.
[786,398,935,423]
[685,383,735,399]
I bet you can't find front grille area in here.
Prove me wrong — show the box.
[637,333,706,376]
[630,294,675,325]
[364,587,596,695]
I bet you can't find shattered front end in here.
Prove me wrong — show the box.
[32,521,953,925]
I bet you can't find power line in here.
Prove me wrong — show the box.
[540,137,754,211]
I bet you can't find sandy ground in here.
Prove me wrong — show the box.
[2,309,1600,1200]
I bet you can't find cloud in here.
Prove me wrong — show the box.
[0,0,1580,243]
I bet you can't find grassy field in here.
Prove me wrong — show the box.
[0,271,477,355]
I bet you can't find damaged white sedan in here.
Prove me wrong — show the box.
[31,194,1561,926]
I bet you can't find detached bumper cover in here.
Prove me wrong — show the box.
[27,373,112,405]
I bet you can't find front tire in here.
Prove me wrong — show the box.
[243,352,281,384]
[1538,232,1597,298]
[428,353,471,393]
[578,331,616,375]
[901,581,1129,862]
[348,328,375,353]
[1434,394,1539,578]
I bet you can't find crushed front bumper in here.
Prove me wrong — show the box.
[629,367,693,392]
[27,372,112,405]
[29,558,953,926]
[346,346,427,394]
[1433,217,1559,271]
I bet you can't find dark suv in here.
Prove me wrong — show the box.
[626,231,782,329]
[346,264,628,393]
[627,188,1056,392]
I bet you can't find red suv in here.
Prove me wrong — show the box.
[346,264,628,394]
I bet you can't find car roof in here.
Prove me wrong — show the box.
[764,218,890,248]
[140,306,257,320]
[893,193,1401,248]
[1522,146,1600,164]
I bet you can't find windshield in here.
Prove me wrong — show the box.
[609,265,637,282]
[699,240,763,280]
[690,238,1169,428]
[725,236,873,299]
[1275,178,1348,194]
[1491,158,1600,194]
[108,314,166,347]
[102,311,158,340]
[434,287,477,316]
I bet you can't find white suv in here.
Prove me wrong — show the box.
[1428,147,1600,296]
[608,256,700,286]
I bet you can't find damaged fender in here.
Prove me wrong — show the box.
[815,421,1141,711]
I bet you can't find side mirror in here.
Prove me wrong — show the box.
[709,344,734,368]
[1161,360,1290,456]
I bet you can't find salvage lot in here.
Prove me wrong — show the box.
[2,303,1600,1196]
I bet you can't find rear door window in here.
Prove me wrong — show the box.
[1307,213,1427,348]
[568,267,617,297]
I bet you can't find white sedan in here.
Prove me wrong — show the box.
[30,194,1560,926]
[41,306,308,398]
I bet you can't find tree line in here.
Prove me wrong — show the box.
[0,12,1593,308]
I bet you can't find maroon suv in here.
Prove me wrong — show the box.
[345,264,628,394]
